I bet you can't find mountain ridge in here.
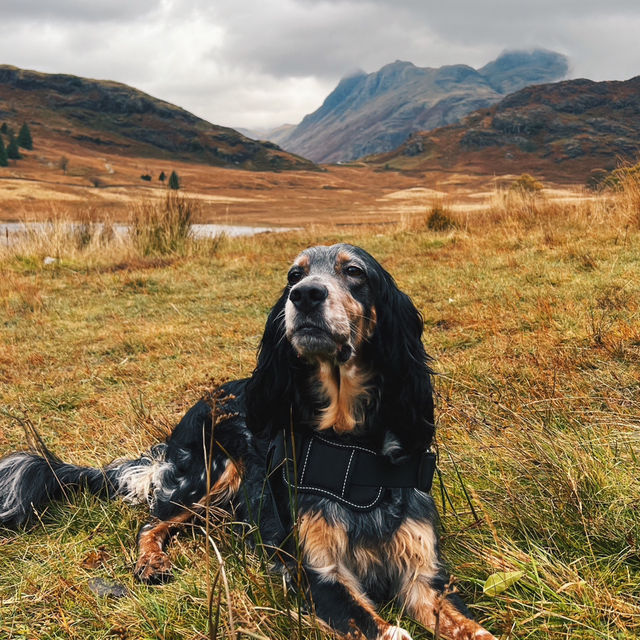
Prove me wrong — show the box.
[268,49,568,163]
[0,65,317,171]
[366,75,640,181]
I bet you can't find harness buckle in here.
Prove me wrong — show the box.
[416,451,437,493]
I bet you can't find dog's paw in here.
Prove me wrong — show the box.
[380,626,413,640]
[134,551,173,584]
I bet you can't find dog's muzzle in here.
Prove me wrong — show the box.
[285,280,352,361]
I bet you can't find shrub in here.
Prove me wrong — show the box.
[88,175,104,188]
[427,204,457,231]
[7,134,21,160]
[586,168,609,192]
[129,192,195,255]
[17,123,33,150]
[510,173,543,194]
[598,163,640,191]
[140,174,152,181]
[0,137,8,167]
[168,170,180,190]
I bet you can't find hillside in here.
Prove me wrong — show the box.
[0,65,316,171]
[368,76,640,182]
[271,49,568,163]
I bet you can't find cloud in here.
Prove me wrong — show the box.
[1,0,639,129]
[3,0,155,23]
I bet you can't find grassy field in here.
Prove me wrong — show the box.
[0,185,639,639]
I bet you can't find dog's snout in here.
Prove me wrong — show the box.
[289,282,328,313]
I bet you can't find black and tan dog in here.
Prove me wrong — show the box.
[0,243,495,640]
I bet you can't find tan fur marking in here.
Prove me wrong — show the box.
[315,360,372,434]
[350,544,381,576]
[336,250,353,267]
[299,511,348,574]
[340,289,367,347]
[365,306,377,339]
[388,518,439,574]
[205,459,242,505]
[295,254,310,270]
[313,283,376,434]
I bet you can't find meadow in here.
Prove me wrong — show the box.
[0,184,638,639]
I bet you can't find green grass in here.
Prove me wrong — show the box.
[1,198,639,639]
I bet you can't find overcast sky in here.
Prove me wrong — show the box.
[2,1,640,130]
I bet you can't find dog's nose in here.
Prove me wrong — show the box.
[289,283,328,313]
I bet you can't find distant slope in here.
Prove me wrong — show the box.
[274,49,568,163]
[236,123,296,143]
[367,76,640,182]
[0,65,316,171]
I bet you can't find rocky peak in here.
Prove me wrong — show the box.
[272,49,569,163]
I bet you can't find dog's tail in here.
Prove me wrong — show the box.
[0,443,168,528]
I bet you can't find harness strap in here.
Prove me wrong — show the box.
[267,430,436,513]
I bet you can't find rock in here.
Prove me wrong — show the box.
[87,578,129,599]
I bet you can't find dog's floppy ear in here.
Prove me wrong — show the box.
[245,288,297,436]
[368,264,435,454]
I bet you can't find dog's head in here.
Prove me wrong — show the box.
[246,244,434,452]
[284,244,377,365]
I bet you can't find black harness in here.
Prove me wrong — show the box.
[267,429,436,518]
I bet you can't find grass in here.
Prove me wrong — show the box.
[0,182,639,639]
[130,193,202,256]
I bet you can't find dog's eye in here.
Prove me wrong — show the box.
[344,265,364,278]
[288,269,304,285]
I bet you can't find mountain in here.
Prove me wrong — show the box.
[477,50,569,94]
[0,65,316,171]
[272,49,568,163]
[367,76,640,181]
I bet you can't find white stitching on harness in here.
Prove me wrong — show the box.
[300,438,313,483]
[315,434,377,455]
[342,450,355,497]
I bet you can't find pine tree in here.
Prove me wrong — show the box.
[168,170,180,190]
[59,155,69,175]
[7,135,21,160]
[0,123,7,134]
[17,123,33,150]
[0,137,8,167]
[159,171,166,182]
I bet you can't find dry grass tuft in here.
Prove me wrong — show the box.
[427,203,458,231]
[129,192,197,256]
[616,170,640,228]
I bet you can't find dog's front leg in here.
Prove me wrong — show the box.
[304,565,408,639]
[298,512,412,640]
[388,523,494,639]
[387,518,496,640]
[134,511,191,583]
[135,459,242,583]
[401,575,496,640]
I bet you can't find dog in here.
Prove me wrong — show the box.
[0,243,495,640]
